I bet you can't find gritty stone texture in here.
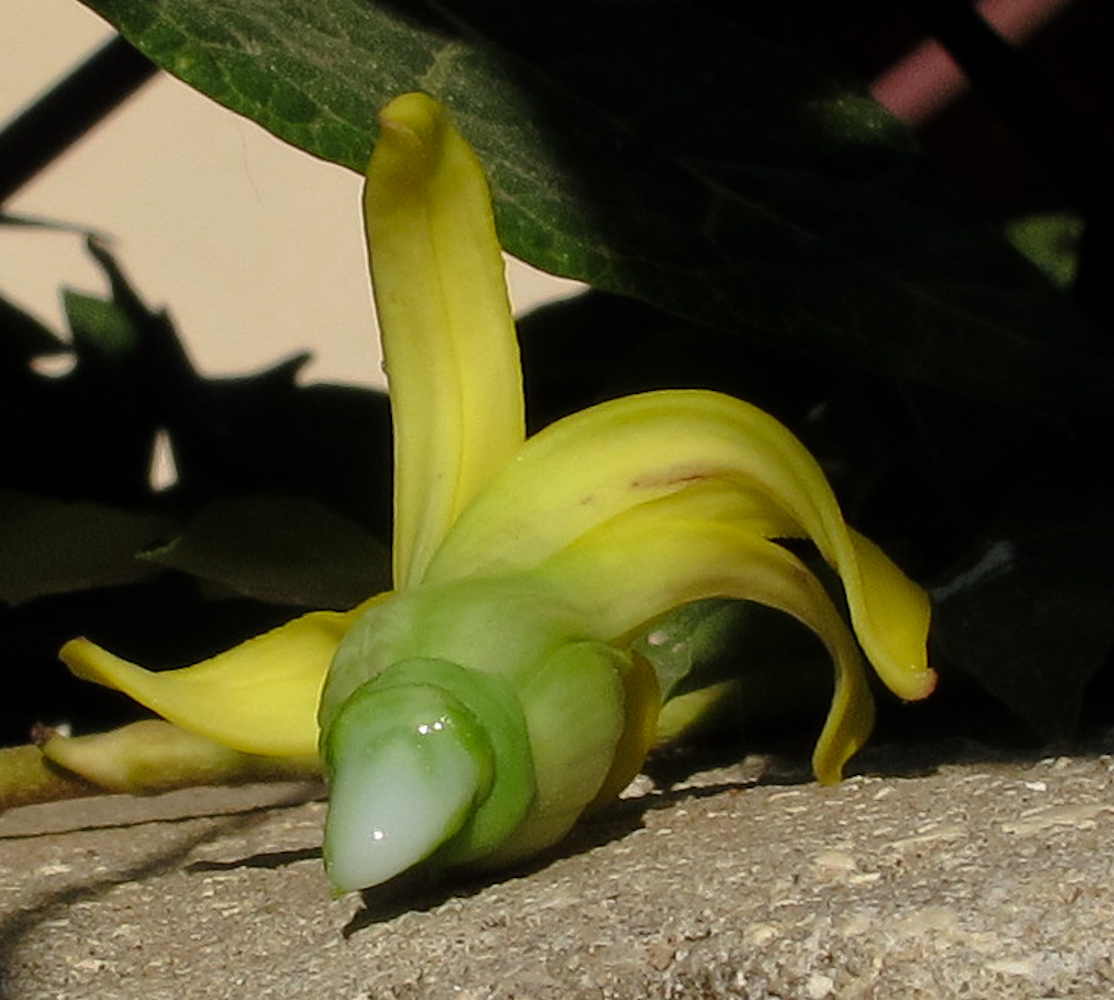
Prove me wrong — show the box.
[3,741,1114,999]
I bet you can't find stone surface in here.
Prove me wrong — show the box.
[3,741,1114,999]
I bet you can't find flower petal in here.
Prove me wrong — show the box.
[366,93,525,588]
[426,389,934,703]
[534,482,876,782]
[59,603,376,757]
[41,720,320,794]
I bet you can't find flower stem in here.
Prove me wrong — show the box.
[0,743,99,810]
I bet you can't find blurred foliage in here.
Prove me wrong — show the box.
[1,235,391,741]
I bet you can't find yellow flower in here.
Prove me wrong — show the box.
[58,93,934,894]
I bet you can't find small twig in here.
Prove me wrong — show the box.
[0,744,101,811]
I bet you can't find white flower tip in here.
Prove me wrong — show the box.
[323,716,483,894]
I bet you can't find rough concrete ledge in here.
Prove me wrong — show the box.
[2,741,1113,999]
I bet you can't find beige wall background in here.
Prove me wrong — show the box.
[1,0,580,391]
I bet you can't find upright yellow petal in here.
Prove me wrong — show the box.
[366,92,526,588]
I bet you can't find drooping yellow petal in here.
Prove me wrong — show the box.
[840,527,934,700]
[59,602,378,757]
[366,92,525,588]
[533,482,876,782]
[426,389,934,703]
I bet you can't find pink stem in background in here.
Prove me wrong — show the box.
[872,0,1076,123]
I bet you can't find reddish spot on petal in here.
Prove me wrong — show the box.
[628,468,712,491]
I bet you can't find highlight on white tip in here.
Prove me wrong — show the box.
[324,725,482,893]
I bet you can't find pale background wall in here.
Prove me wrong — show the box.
[1,0,581,391]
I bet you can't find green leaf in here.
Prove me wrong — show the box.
[1005,213,1083,291]
[633,599,745,703]
[634,598,833,741]
[63,288,141,361]
[82,0,1111,412]
[144,495,390,608]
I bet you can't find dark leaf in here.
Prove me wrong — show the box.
[145,495,389,608]
[81,0,1112,411]
[634,597,834,740]
[931,467,1114,742]
[0,490,173,603]
[0,294,68,368]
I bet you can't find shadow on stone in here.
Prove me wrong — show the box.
[341,768,773,937]
[187,846,321,873]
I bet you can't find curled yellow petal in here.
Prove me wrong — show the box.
[534,482,876,782]
[427,389,934,703]
[59,604,374,757]
[366,92,525,588]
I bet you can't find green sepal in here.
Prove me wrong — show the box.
[320,575,582,727]
[479,640,628,867]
